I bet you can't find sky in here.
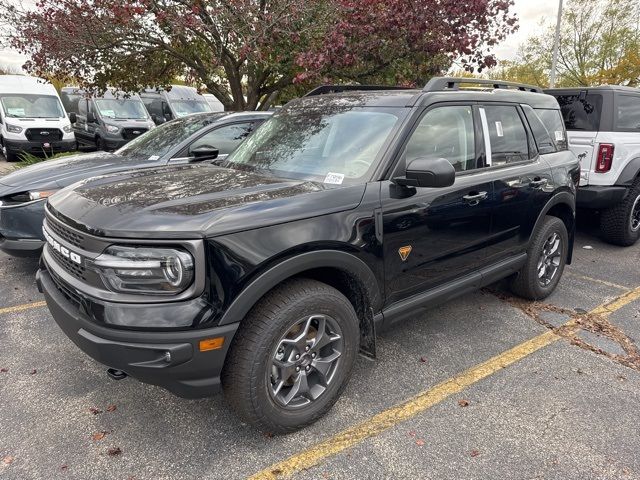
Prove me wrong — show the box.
[0,0,561,72]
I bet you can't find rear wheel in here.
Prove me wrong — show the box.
[600,179,640,246]
[510,216,568,300]
[222,278,359,434]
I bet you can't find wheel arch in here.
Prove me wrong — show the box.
[218,250,383,356]
[533,191,576,264]
[615,157,640,187]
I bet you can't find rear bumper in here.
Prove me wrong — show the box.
[5,138,76,155]
[36,268,238,398]
[576,185,627,209]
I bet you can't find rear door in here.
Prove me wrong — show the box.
[479,103,554,260]
[381,103,494,305]
[551,91,604,185]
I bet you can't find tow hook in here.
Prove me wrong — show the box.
[107,368,128,381]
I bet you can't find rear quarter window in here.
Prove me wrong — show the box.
[553,93,603,131]
[616,95,640,131]
[535,108,568,151]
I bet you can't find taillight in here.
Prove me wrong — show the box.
[595,143,614,173]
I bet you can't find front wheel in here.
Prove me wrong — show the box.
[1,139,18,162]
[600,179,640,246]
[510,216,568,300]
[222,278,359,434]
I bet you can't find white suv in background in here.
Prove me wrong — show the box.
[546,86,640,246]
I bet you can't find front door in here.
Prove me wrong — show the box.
[381,104,494,305]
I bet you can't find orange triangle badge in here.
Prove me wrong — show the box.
[398,246,412,262]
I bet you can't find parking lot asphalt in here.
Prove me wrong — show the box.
[1,217,639,480]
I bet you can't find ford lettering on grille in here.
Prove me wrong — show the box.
[43,226,83,265]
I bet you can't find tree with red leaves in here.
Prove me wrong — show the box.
[0,0,517,110]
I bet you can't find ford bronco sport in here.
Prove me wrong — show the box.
[546,86,640,246]
[37,78,579,433]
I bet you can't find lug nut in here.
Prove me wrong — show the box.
[311,352,316,358]
[305,346,310,351]
[295,366,300,372]
[295,354,300,360]
[305,366,310,371]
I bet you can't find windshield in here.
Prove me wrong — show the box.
[171,100,212,117]
[224,105,405,185]
[116,113,227,160]
[95,98,149,119]
[0,94,65,119]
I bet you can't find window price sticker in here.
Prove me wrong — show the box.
[495,121,504,137]
[555,131,564,141]
[324,172,345,185]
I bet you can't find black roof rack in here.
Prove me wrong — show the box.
[304,85,412,97]
[423,77,543,94]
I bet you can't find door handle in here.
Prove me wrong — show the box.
[530,178,548,189]
[462,191,488,205]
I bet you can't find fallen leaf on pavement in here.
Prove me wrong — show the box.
[415,439,425,446]
[0,368,8,373]
[89,407,102,415]
[107,447,122,457]
[470,449,480,457]
[29,369,37,375]
[458,399,470,407]
[60,465,68,471]
[3,456,14,465]
[419,356,427,363]
[106,405,117,412]
[92,431,109,441]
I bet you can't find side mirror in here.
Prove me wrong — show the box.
[394,157,455,188]
[164,113,173,121]
[189,145,219,162]
[151,114,164,125]
[68,112,77,124]
[86,111,96,123]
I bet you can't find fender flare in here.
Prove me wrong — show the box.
[218,250,382,326]
[532,191,576,263]
[615,157,640,186]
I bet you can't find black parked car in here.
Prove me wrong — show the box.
[0,111,271,256]
[37,78,579,433]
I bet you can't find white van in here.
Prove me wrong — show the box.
[202,93,225,112]
[140,85,212,125]
[0,75,76,161]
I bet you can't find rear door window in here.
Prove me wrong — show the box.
[522,105,556,154]
[481,105,530,166]
[189,122,258,156]
[616,95,640,131]
[553,93,602,131]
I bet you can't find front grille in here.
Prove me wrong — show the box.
[47,217,86,249]
[49,268,83,310]
[25,128,63,142]
[122,127,148,140]
[49,245,87,281]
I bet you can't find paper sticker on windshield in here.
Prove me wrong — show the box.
[7,108,25,117]
[495,121,504,137]
[555,130,564,141]
[324,172,345,185]
[100,109,115,118]
[148,155,160,161]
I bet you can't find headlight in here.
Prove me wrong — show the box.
[90,246,194,295]
[105,125,120,134]
[6,124,23,134]
[63,124,73,133]
[29,190,59,201]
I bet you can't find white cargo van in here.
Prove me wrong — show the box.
[140,85,212,125]
[0,75,76,161]
[202,93,225,112]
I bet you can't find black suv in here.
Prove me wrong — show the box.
[37,78,579,433]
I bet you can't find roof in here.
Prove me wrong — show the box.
[546,85,640,94]
[0,75,58,95]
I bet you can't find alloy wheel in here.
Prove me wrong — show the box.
[268,314,343,409]
[630,194,640,232]
[537,232,562,286]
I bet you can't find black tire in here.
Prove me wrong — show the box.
[600,179,640,246]
[1,139,18,162]
[96,136,106,151]
[222,278,359,434]
[510,216,568,300]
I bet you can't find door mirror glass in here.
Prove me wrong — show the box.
[189,144,219,161]
[68,112,77,124]
[395,157,455,188]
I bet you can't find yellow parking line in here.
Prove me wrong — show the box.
[249,286,640,480]
[565,272,630,291]
[0,301,47,316]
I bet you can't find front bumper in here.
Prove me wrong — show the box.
[103,138,128,150]
[577,185,628,209]
[36,268,238,398]
[5,138,76,156]
[0,199,46,256]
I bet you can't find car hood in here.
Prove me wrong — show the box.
[0,152,159,195]
[47,165,366,238]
